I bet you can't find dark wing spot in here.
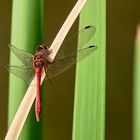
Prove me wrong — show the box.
[85,25,91,29]
[89,45,95,48]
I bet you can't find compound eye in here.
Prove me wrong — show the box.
[36,45,43,51]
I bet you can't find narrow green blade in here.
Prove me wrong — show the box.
[8,0,44,139]
[133,26,140,140]
[72,0,106,139]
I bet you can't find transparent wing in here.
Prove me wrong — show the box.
[7,25,96,81]
[51,25,96,60]
[9,44,33,65]
[47,45,97,79]
[46,25,96,79]
[6,65,35,82]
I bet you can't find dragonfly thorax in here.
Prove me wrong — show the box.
[33,45,50,69]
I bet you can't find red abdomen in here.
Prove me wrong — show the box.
[35,68,42,121]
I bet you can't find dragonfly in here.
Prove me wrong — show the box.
[7,25,97,122]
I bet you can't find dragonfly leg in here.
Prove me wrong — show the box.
[44,64,53,85]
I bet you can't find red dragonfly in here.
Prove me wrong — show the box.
[7,25,97,121]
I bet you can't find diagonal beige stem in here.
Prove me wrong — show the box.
[5,0,87,139]
[48,0,87,62]
[5,69,46,140]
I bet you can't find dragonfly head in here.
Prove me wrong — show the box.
[36,45,49,52]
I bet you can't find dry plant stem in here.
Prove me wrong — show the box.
[48,0,87,62]
[5,0,87,139]
[5,69,46,140]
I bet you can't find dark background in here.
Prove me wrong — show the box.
[0,0,140,140]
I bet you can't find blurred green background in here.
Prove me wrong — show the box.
[0,0,140,140]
